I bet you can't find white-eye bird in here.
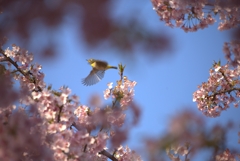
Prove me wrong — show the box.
[82,59,118,86]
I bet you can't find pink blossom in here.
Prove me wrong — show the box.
[193,61,240,117]
[215,149,237,161]
[151,0,240,32]
[104,82,113,100]
[115,146,142,161]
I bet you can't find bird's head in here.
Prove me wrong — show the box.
[86,59,95,65]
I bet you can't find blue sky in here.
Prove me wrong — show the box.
[6,0,239,160]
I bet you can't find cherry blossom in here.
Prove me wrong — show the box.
[151,0,240,32]
[215,149,237,161]
[193,62,240,117]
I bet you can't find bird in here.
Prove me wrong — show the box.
[82,59,118,86]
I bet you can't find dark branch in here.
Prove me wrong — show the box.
[99,149,118,161]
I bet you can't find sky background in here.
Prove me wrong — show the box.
[5,0,240,160]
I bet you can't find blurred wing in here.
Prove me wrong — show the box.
[82,70,105,86]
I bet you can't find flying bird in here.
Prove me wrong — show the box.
[82,59,118,86]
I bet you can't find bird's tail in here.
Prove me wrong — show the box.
[107,65,118,69]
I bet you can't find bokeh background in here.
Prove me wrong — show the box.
[1,0,239,160]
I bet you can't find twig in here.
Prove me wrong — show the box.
[99,149,118,161]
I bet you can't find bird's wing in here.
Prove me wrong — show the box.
[95,70,105,79]
[82,70,105,86]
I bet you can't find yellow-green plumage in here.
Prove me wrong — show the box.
[82,59,117,86]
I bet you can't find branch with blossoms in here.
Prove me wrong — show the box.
[193,62,239,117]
[151,0,240,32]
[0,46,44,92]
[193,42,240,117]
[0,45,142,161]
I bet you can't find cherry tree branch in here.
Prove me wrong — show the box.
[0,48,42,92]
[0,48,29,78]
[99,149,118,161]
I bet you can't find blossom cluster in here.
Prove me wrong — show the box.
[2,44,45,92]
[215,149,237,161]
[104,77,137,110]
[0,45,141,161]
[193,62,240,117]
[115,146,142,161]
[151,0,240,32]
[193,40,240,117]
